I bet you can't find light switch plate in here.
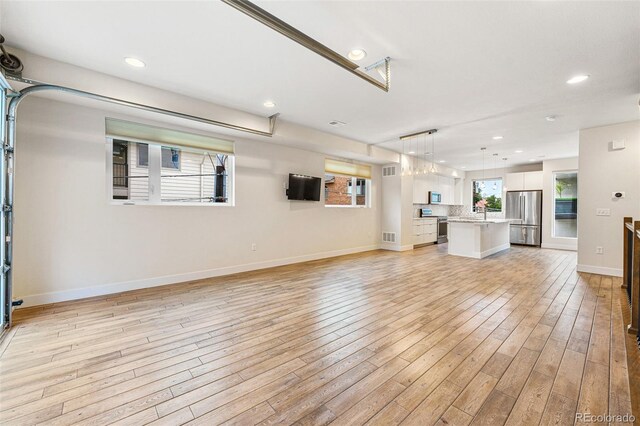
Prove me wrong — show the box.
[596,208,611,216]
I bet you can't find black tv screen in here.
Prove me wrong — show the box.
[287,173,322,201]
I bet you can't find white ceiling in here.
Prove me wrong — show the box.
[1,1,639,170]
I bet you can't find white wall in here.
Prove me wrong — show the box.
[463,163,543,217]
[542,157,579,251]
[577,120,640,276]
[13,97,381,306]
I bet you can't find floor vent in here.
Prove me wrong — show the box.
[382,166,396,177]
[382,232,396,243]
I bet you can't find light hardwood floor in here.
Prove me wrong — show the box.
[0,245,635,425]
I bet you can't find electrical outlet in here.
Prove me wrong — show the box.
[596,246,604,254]
[251,243,257,251]
[596,208,610,216]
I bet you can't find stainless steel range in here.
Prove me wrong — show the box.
[437,216,448,244]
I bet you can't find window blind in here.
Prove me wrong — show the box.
[106,118,235,155]
[324,159,372,179]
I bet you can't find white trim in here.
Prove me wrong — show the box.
[380,243,414,252]
[541,242,577,251]
[576,264,622,277]
[479,243,511,259]
[17,244,380,307]
[449,242,510,259]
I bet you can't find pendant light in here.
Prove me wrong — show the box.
[492,153,498,190]
[480,147,486,189]
[423,133,428,174]
[429,132,437,174]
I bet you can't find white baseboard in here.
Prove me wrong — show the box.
[448,243,510,260]
[576,264,623,277]
[541,242,577,251]
[380,243,414,252]
[479,243,511,259]
[18,244,380,307]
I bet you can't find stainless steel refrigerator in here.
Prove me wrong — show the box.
[505,190,542,246]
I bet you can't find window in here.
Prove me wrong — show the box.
[553,171,577,238]
[137,143,181,169]
[109,139,234,205]
[472,179,503,212]
[325,174,369,207]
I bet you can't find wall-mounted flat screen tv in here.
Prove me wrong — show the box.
[287,173,322,201]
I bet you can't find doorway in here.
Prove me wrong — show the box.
[553,171,578,238]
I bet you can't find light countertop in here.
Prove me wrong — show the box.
[448,217,512,224]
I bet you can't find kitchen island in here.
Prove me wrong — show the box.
[447,218,511,259]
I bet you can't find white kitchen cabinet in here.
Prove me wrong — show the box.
[505,172,524,191]
[412,178,428,204]
[454,178,465,205]
[505,171,543,191]
[413,175,460,205]
[523,171,543,190]
[413,218,437,245]
[440,177,454,205]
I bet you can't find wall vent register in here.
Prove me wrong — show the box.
[382,232,396,243]
[382,166,396,177]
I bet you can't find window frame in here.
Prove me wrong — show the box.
[324,174,371,208]
[472,178,503,212]
[136,143,182,171]
[552,170,578,239]
[106,137,235,207]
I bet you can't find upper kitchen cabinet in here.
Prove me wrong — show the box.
[454,178,465,205]
[505,171,543,191]
[412,175,429,204]
[523,171,543,190]
[439,176,455,205]
[412,174,460,205]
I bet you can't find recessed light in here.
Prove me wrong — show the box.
[439,160,446,163]
[347,49,367,61]
[515,150,523,153]
[529,159,536,162]
[545,115,556,122]
[461,166,466,169]
[328,120,346,126]
[567,74,589,84]
[408,151,415,154]
[124,57,145,68]
[492,136,503,140]
[263,101,276,108]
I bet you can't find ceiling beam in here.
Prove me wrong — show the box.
[221,0,390,92]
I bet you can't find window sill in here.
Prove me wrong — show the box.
[110,201,234,207]
[324,205,370,209]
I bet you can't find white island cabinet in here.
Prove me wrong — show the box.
[447,218,511,259]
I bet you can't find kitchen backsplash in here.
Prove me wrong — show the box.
[448,205,465,217]
[413,204,504,218]
[414,204,462,217]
